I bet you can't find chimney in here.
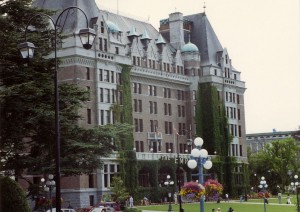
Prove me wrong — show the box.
[169,12,185,50]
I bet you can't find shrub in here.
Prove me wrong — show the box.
[0,176,31,212]
[123,207,142,212]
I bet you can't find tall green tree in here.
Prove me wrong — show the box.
[249,138,300,193]
[0,0,132,178]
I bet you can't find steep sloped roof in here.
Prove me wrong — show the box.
[32,0,100,33]
[184,13,223,66]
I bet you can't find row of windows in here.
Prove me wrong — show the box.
[134,99,186,117]
[132,56,185,73]
[134,119,189,135]
[225,92,240,104]
[99,88,119,103]
[226,107,241,120]
[134,141,191,154]
[134,83,195,101]
[99,69,122,84]
[229,124,242,137]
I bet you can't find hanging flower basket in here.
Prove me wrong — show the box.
[204,179,223,201]
[179,181,205,202]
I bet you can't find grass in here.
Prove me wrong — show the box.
[136,197,298,212]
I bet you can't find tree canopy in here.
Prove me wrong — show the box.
[249,138,300,193]
[0,0,132,178]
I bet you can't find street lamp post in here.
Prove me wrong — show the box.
[18,7,96,212]
[187,137,213,212]
[41,174,56,212]
[175,133,184,212]
[258,176,268,212]
[291,175,300,212]
[164,175,174,212]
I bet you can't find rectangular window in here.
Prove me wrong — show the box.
[87,109,91,124]
[237,94,240,104]
[111,71,115,83]
[86,67,90,80]
[182,106,185,117]
[163,88,167,98]
[104,70,109,82]
[104,39,107,51]
[178,105,181,117]
[100,21,104,33]
[99,88,103,102]
[154,102,157,114]
[138,100,142,112]
[238,125,242,137]
[99,38,103,51]
[106,110,111,124]
[149,101,153,114]
[138,83,141,94]
[105,88,110,103]
[134,99,138,112]
[100,110,104,125]
[115,47,119,54]
[139,119,143,132]
[99,69,103,81]
[168,104,172,116]
[238,109,241,120]
[135,141,140,152]
[86,86,91,101]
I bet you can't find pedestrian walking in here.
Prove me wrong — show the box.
[129,195,134,208]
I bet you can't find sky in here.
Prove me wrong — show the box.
[96,0,300,134]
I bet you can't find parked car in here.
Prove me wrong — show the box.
[96,202,121,211]
[89,205,113,212]
[80,206,111,212]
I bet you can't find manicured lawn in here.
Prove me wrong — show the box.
[137,198,297,212]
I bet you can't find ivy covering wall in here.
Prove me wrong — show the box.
[195,82,248,197]
[116,64,138,195]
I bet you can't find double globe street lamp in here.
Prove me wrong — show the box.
[41,174,56,212]
[164,175,175,212]
[187,137,213,212]
[258,176,268,212]
[18,7,96,212]
[291,175,300,212]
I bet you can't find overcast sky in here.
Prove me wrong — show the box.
[96,0,300,134]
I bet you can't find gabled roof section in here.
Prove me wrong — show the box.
[32,0,100,33]
[184,13,223,66]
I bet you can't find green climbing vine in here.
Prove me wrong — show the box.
[195,82,248,197]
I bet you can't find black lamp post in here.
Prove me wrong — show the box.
[175,133,184,212]
[18,7,96,212]
[164,175,174,212]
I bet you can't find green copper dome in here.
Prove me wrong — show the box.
[106,21,121,33]
[181,42,199,53]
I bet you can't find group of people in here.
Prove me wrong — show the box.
[212,207,234,212]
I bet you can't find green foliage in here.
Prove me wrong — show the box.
[195,83,231,155]
[0,0,132,180]
[249,138,300,193]
[195,83,244,196]
[110,176,129,202]
[0,176,31,212]
[123,208,142,212]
